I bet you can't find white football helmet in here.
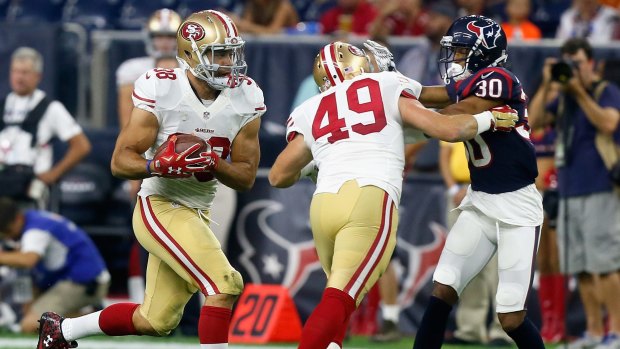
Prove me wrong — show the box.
[176,10,246,90]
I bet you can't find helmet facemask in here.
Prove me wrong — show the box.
[439,36,475,83]
[184,36,247,90]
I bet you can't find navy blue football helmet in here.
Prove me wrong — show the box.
[439,15,508,82]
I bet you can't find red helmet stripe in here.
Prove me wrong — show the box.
[209,10,236,38]
[329,44,345,82]
[320,46,337,87]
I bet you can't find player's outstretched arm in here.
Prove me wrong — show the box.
[399,96,516,141]
[418,86,452,109]
[439,95,503,115]
[269,134,313,188]
[111,108,159,179]
[215,118,261,192]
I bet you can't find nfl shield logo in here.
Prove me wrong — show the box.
[203,111,210,119]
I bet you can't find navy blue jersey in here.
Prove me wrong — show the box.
[447,67,538,194]
[22,210,107,289]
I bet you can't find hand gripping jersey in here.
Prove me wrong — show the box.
[446,67,537,194]
[132,68,266,208]
[286,71,422,204]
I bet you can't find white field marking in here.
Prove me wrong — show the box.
[0,338,297,349]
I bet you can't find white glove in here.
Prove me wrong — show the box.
[363,40,397,72]
[300,161,318,183]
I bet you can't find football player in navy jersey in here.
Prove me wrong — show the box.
[366,15,545,349]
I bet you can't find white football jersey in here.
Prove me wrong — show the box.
[286,72,422,204]
[116,57,155,86]
[133,68,266,209]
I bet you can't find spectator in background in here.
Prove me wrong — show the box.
[456,0,486,16]
[319,0,378,36]
[556,0,618,43]
[0,197,109,334]
[231,0,299,34]
[369,0,426,38]
[116,9,181,129]
[439,141,512,347]
[502,0,542,41]
[529,38,620,349]
[399,1,456,86]
[0,47,91,208]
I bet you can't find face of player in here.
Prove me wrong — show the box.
[10,59,41,97]
[207,49,236,76]
[152,34,177,56]
[453,47,469,66]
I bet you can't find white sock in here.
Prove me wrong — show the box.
[326,342,341,349]
[61,311,104,341]
[382,304,400,323]
[128,276,145,303]
[200,344,227,348]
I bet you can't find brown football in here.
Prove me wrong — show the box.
[154,133,208,159]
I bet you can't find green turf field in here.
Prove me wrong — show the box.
[0,334,564,348]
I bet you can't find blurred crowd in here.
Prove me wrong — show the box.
[1,0,620,42]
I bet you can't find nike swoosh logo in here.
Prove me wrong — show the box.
[145,72,151,79]
[481,72,493,79]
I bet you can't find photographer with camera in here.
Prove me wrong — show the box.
[529,38,620,349]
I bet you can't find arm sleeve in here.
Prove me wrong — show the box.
[47,102,83,141]
[396,73,422,99]
[599,84,620,110]
[445,80,459,102]
[238,80,267,128]
[132,72,159,119]
[20,229,51,256]
[286,108,308,144]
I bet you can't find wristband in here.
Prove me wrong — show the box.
[146,159,153,175]
[473,111,493,135]
[447,184,460,196]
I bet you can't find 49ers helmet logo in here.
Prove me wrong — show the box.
[180,22,205,41]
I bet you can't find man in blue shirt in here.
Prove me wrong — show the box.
[0,197,109,334]
[529,38,620,349]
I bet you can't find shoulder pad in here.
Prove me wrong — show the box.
[229,77,267,117]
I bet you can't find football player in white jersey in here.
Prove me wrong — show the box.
[36,10,265,349]
[268,41,518,349]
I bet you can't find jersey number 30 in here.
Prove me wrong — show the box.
[312,79,387,143]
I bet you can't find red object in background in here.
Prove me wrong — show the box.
[349,283,380,335]
[229,284,302,344]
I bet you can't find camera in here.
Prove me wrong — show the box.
[551,60,576,83]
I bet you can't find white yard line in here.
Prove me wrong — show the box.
[0,338,297,349]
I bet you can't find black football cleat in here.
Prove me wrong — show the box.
[36,312,78,349]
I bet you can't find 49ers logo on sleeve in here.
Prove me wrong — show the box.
[180,22,205,41]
